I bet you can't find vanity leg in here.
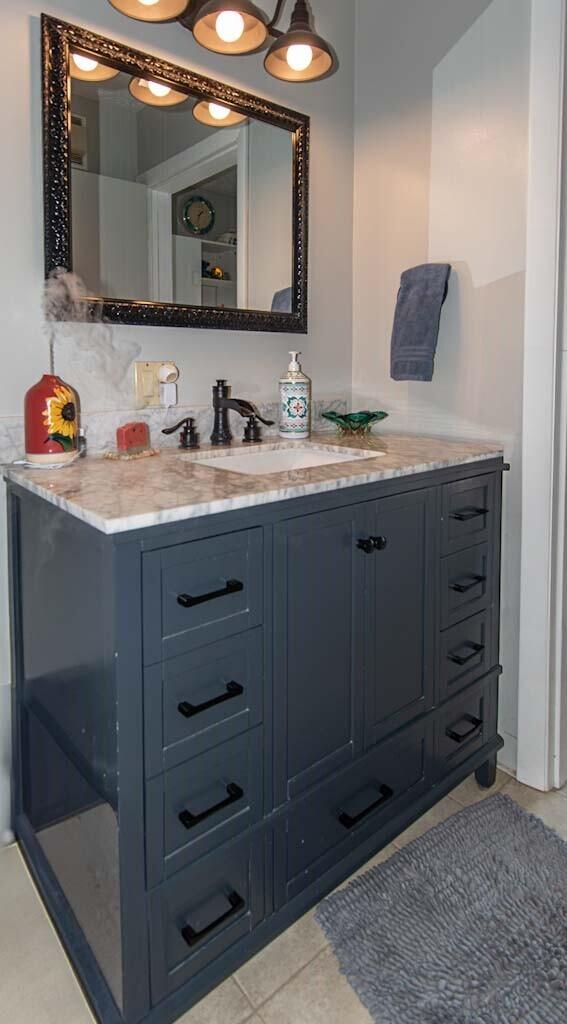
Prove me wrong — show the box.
[475,755,498,789]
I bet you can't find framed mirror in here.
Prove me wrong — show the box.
[42,15,309,332]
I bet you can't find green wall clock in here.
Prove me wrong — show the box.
[182,195,215,236]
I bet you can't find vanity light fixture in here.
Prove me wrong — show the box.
[264,0,336,82]
[192,99,247,126]
[128,76,189,105]
[108,0,189,22]
[107,0,338,82]
[70,52,121,81]
[192,0,268,55]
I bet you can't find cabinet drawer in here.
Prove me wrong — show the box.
[441,474,496,555]
[148,834,265,1004]
[441,542,492,628]
[146,729,263,887]
[436,674,498,775]
[439,609,494,701]
[283,721,431,901]
[143,529,263,663]
[144,631,263,777]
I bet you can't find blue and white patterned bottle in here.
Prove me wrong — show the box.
[279,351,311,439]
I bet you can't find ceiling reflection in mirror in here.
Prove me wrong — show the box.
[70,59,294,314]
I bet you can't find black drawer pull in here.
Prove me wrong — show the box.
[177,578,243,609]
[357,536,388,554]
[450,506,489,522]
[339,783,394,830]
[450,574,486,595]
[178,681,244,719]
[179,782,244,830]
[446,713,483,744]
[181,890,245,948]
[447,641,485,666]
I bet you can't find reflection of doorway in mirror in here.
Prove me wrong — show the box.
[139,126,249,309]
[173,166,238,310]
[69,65,295,313]
[139,122,294,312]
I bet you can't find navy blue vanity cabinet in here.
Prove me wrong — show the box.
[7,457,505,1024]
[273,504,366,805]
[363,488,437,747]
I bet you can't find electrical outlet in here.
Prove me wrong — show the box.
[134,362,178,408]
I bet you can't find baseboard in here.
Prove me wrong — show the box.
[497,730,518,774]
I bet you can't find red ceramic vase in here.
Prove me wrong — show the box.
[24,374,80,464]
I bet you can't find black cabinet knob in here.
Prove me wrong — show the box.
[357,536,388,554]
[372,536,388,551]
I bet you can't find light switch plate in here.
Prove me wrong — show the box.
[134,362,174,408]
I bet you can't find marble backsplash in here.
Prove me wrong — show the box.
[0,397,348,464]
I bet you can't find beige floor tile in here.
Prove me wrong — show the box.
[393,794,461,849]
[0,845,94,1024]
[257,948,371,1024]
[234,908,327,1008]
[450,768,508,807]
[334,841,398,892]
[502,778,567,838]
[177,976,254,1024]
[557,780,567,800]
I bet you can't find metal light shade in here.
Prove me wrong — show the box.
[264,0,336,82]
[107,0,189,22]
[70,54,121,82]
[128,77,189,106]
[193,0,268,55]
[192,100,247,126]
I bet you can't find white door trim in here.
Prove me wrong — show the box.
[517,0,566,790]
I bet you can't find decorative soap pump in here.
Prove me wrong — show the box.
[279,351,312,439]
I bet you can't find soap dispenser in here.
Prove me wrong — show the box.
[279,352,311,439]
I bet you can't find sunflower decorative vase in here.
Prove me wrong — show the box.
[24,374,79,464]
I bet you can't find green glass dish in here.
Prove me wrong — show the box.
[322,410,389,435]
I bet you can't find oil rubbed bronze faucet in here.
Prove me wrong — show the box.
[211,380,274,446]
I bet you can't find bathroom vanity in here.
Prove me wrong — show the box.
[6,434,505,1024]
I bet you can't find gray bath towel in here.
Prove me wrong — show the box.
[271,287,292,313]
[390,263,451,381]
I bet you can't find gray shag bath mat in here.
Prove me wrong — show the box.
[316,795,567,1023]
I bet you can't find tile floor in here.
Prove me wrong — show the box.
[2,769,566,1024]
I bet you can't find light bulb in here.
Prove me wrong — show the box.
[72,54,99,73]
[148,81,172,98]
[208,102,231,121]
[286,43,313,72]
[215,10,245,43]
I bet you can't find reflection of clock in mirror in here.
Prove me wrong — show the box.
[182,195,215,236]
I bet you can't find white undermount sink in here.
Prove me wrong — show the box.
[192,442,382,476]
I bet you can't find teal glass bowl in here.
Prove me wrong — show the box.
[322,410,389,435]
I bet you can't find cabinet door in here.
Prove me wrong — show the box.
[273,504,366,805]
[364,488,436,747]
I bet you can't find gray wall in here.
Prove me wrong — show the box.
[352,0,531,770]
[137,104,215,177]
[71,87,139,182]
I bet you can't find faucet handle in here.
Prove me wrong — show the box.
[238,400,274,427]
[243,416,263,443]
[242,411,275,443]
[253,410,275,427]
[162,417,200,450]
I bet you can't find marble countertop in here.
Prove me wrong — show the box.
[3,433,504,535]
